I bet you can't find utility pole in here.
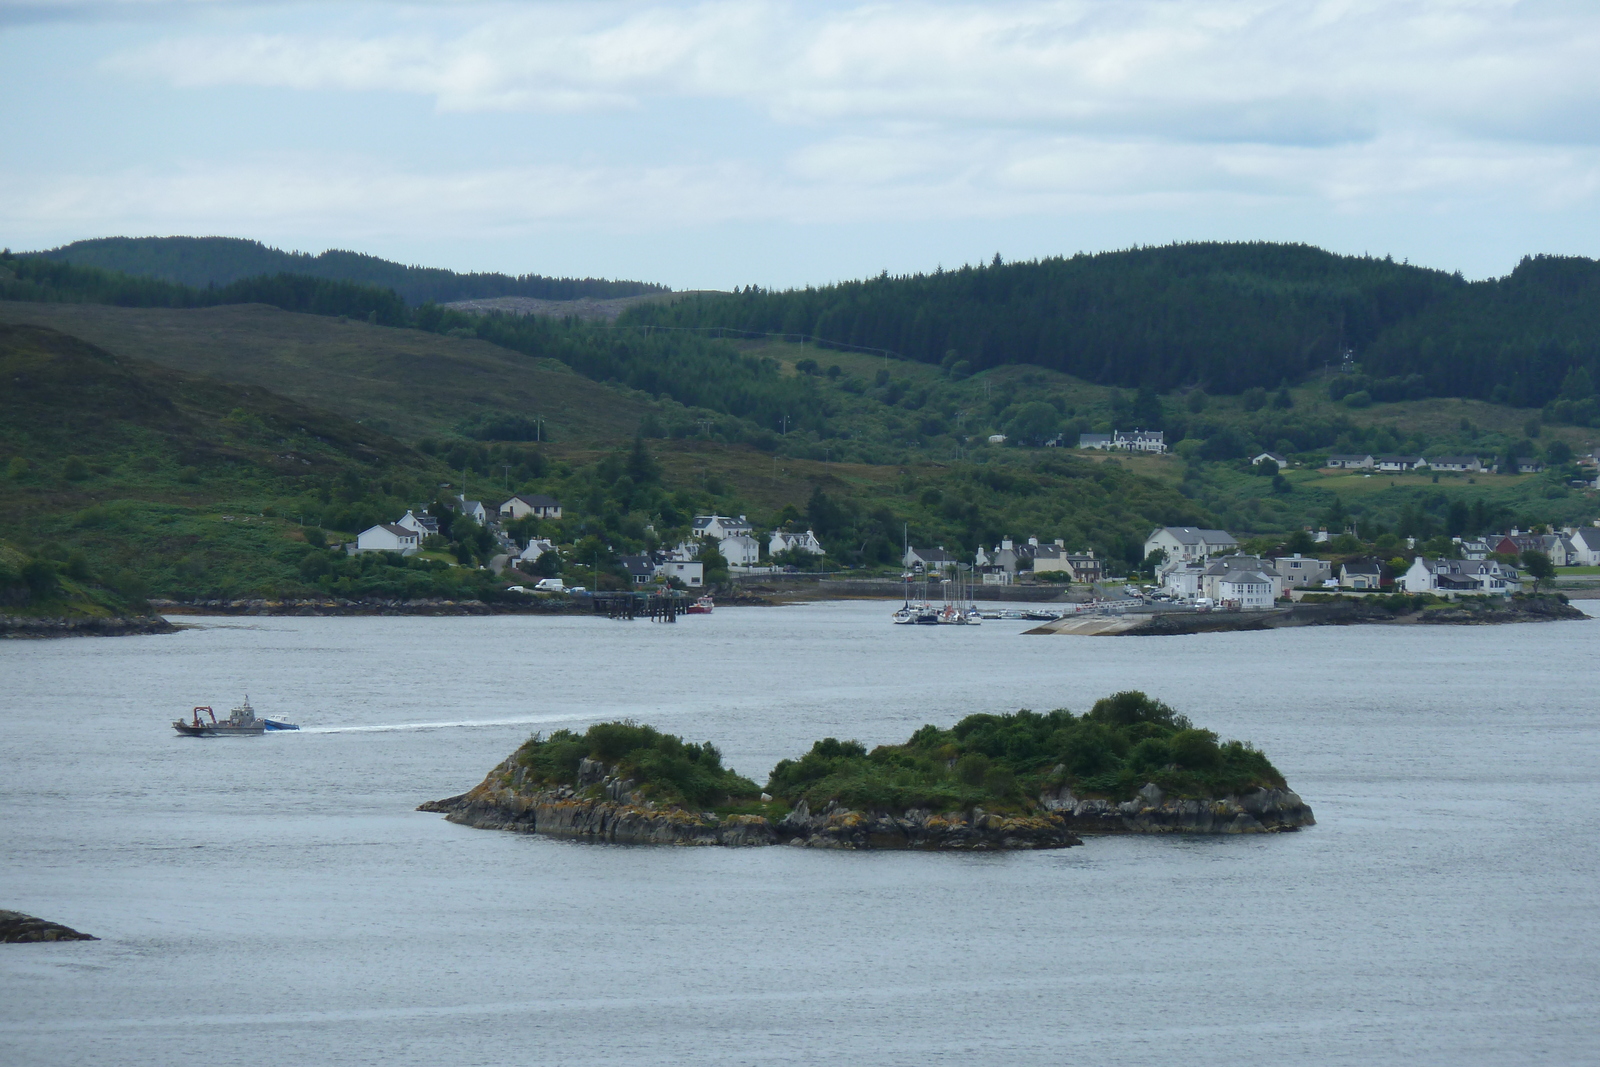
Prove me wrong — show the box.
[502,464,512,491]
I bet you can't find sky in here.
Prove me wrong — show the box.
[3,0,1599,290]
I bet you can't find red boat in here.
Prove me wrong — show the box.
[686,595,714,614]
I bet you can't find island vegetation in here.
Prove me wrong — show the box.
[424,692,1311,848]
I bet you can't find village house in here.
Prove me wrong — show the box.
[1269,553,1332,589]
[355,523,420,555]
[1213,564,1277,609]
[458,498,489,526]
[904,546,960,574]
[498,494,562,520]
[1457,538,1492,560]
[1252,451,1289,468]
[769,529,825,558]
[1493,532,1576,564]
[618,555,657,585]
[1429,455,1485,473]
[515,538,557,567]
[1339,559,1385,590]
[691,514,761,566]
[1375,454,1427,472]
[1567,526,1600,566]
[1324,454,1375,469]
[1403,557,1521,595]
[1144,526,1239,563]
[1200,555,1285,603]
[1159,559,1207,599]
[396,509,438,538]
[1114,430,1167,454]
[658,560,704,588]
[1077,430,1166,454]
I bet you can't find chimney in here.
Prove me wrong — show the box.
[1029,537,1039,547]
[1055,539,1065,548]
[1001,538,1013,551]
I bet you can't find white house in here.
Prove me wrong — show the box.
[1115,430,1166,454]
[1457,539,1492,560]
[988,434,1008,445]
[1403,557,1521,595]
[1144,526,1239,563]
[396,510,438,538]
[1252,452,1289,467]
[1030,543,1072,579]
[458,498,488,525]
[1568,526,1600,565]
[1270,553,1332,589]
[355,523,420,555]
[1201,555,1285,602]
[1430,456,1484,473]
[714,534,757,567]
[658,560,704,588]
[1214,566,1276,609]
[905,546,960,573]
[1079,430,1165,454]
[499,494,562,520]
[1375,454,1427,472]
[769,529,824,558]
[516,538,556,566]
[619,554,657,585]
[1160,560,1207,599]
[1325,454,1375,469]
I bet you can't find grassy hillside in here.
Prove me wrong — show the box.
[0,322,523,601]
[0,301,653,443]
[24,236,666,304]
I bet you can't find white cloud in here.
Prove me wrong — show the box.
[106,0,1600,145]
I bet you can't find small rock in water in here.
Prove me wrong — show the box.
[0,910,98,943]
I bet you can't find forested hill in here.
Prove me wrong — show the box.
[21,236,666,304]
[623,243,1600,405]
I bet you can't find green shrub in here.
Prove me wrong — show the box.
[764,693,1286,814]
[513,721,759,810]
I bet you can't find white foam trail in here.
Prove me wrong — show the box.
[303,714,585,735]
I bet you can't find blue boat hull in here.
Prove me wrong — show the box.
[261,719,300,731]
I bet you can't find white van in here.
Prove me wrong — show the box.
[532,578,567,592]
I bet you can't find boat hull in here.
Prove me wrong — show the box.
[172,721,264,737]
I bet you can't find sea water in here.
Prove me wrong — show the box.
[1,601,1597,1066]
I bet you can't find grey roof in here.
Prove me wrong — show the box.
[1431,455,1482,466]
[1154,526,1238,545]
[911,547,958,563]
[379,523,415,537]
[1342,560,1383,575]
[1218,570,1272,585]
[1326,453,1373,461]
[505,493,560,508]
[1572,527,1600,549]
[1375,454,1424,463]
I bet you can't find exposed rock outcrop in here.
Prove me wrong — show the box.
[0,910,97,943]
[0,614,177,638]
[1038,781,1315,833]
[419,756,778,847]
[777,798,1080,850]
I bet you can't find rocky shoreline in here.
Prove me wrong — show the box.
[0,910,97,943]
[420,756,1312,849]
[0,613,177,638]
[1032,594,1588,635]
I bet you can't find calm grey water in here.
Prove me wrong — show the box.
[2,601,1598,1066]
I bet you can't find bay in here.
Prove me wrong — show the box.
[1,601,1597,1066]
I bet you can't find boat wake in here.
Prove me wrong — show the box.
[303,714,586,735]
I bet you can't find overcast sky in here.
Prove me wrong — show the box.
[4,0,1598,289]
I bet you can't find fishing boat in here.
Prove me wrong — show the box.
[173,697,298,735]
[686,595,715,615]
[173,698,264,736]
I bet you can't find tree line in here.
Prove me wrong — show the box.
[20,236,665,304]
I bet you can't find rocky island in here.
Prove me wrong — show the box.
[421,692,1313,849]
[0,910,97,943]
